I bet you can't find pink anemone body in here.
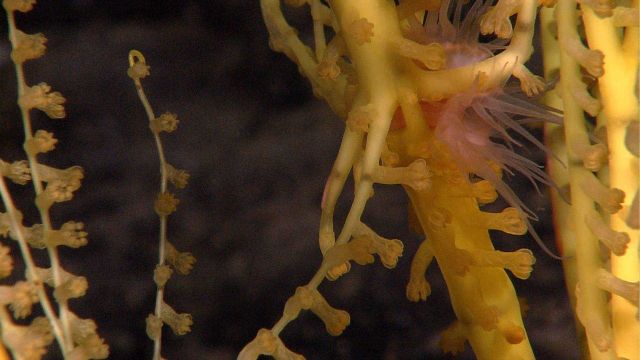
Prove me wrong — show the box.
[395,0,563,258]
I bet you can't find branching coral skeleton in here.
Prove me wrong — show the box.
[238,0,608,358]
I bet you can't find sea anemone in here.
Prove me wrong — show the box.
[398,0,563,258]
[403,0,499,69]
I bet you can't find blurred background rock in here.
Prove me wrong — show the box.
[0,1,577,359]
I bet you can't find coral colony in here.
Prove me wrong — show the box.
[0,0,637,359]
[240,0,638,359]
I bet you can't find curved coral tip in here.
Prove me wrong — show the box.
[128,49,146,67]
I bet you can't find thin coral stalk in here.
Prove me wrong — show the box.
[539,6,587,356]
[128,50,193,360]
[4,2,78,353]
[128,50,169,360]
[0,173,66,352]
[5,15,73,351]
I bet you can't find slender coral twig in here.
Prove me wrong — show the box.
[128,50,193,360]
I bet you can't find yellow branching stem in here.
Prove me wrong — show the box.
[543,0,639,357]
[555,0,617,356]
[261,0,349,117]
[0,173,65,353]
[581,2,639,357]
[128,50,194,360]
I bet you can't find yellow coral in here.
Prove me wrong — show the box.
[243,0,560,358]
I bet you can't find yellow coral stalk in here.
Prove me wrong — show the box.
[543,0,639,357]
[581,4,639,358]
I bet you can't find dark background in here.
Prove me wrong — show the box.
[0,1,578,359]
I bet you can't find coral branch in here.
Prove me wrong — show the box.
[391,37,445,70]
[580,173,625,214]
[406,238,433,302]
[595,269,639,304]
[585,212,630,256]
